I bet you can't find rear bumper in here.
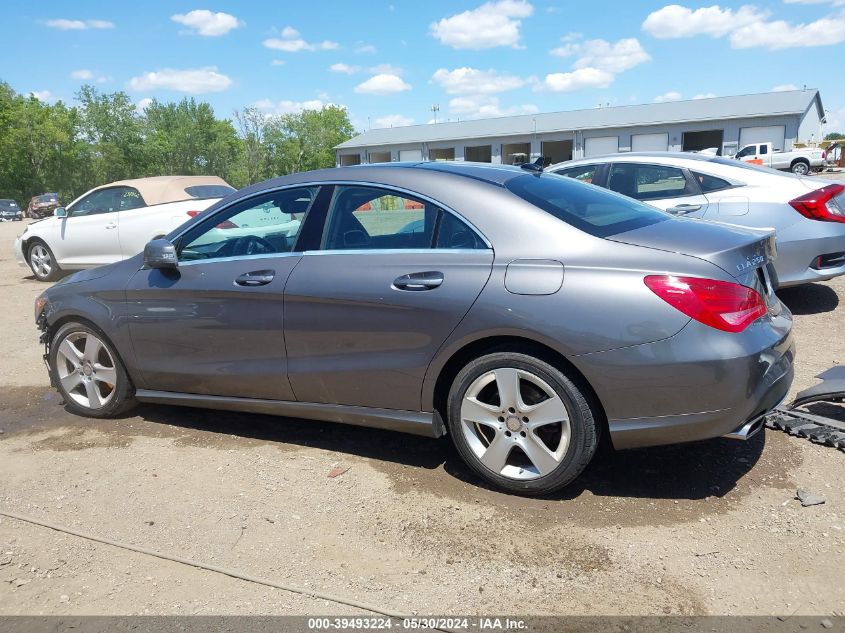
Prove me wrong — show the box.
[574,312,795,450]
[774,221,845,287]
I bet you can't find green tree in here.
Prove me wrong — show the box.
[265,105,354,176]
[825,132,845,141]
[75,84,145,185]
[144,97,243,184]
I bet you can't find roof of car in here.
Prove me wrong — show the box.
[90,175,233,206]
[553,151,719,167]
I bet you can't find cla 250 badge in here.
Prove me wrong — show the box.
[737,254,765,272]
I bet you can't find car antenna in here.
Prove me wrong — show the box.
[520,157,545,173]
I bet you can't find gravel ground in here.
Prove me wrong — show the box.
[0,219,843,617]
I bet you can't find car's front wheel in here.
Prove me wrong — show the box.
[447,352,599,496]
[49,322,136,418]
[27,241,62,282]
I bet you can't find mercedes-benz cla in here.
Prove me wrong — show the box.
[33,163,794,495]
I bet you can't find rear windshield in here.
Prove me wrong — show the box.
[184,184,236,199]
[505,173,668,238]
[37,194,58,202]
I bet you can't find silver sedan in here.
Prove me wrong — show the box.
[550,152,845,287]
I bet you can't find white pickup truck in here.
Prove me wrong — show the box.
[734,142,826,175]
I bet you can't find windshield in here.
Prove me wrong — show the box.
[37,194,58,202]
[504,173,668,238]
[0,200,17,207]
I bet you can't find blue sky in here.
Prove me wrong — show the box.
[3,0,845,132]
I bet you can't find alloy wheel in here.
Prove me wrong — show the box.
[55,331,118,410]
[30,244,52,279]
[460,367,571,480]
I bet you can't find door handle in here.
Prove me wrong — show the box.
[235,269,275,287]
[393,271,444,291]
[667,204,702,215]
[104,222,117,229]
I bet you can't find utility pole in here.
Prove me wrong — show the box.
[431,104,440,124]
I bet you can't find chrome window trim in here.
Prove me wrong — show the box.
[177,251,303,267]
[302,248,491,256]
[168,180,493,250]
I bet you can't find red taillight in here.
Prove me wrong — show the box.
[788,184,845,223]
[644,275,767,333]
[186,209,238,229]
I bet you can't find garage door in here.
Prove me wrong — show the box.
[399,149,422,161]
[739,126,786,151]
[585,136,619,157]
[632,133,669,152]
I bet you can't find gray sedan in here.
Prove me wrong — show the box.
[34,163,794,495]
[550,152,845,287]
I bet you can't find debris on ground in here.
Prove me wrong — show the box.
[327,465,350,478]
[796,488,826,507]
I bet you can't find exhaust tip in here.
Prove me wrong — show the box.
[724,415,766,441]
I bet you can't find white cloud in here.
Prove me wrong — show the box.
[654,91,683,102]
[773,83,799,92]
[330,63,360,74]
[355,44,377,54]
[373,114,415,128]
[331,62,403,75]
[642,4,769,39]
[135,97,153,114]
[263,27,339,52]
[550,37,650,73]
[430,0,534,49]
[354,74,411,95]
[448,95,538,119]
[70,69,109,83]
[543,68,614,92]
[729,11,845,49]
[254,98,338,115]
[432,67,526,94]
[29,90,54,102]
[46,18,114,30]
[693,92,717,99]
[127,67,232,94]
[171,10,243,36]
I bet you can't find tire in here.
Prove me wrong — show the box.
[446,352,599,496]
[49,322,136,418]
[791,160,810,175]
[27,240,62,282]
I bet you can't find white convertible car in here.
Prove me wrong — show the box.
[15,176,235,281]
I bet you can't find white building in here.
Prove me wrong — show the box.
[336,89,826,166]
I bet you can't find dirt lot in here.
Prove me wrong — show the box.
[0,219,843,617]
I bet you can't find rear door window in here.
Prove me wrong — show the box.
[505,174,667,238]
[607,163,696,201]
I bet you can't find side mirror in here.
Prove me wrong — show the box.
[143,238,178,270]
[54,207,67,218]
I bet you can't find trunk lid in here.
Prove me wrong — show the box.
[608,217,780,310]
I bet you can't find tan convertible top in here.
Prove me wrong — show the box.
[93,175,233,206]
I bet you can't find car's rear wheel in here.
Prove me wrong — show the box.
[791,160,810,175]
[49,322,136,418]
[447,352,599,496]
[27,241,61,282]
